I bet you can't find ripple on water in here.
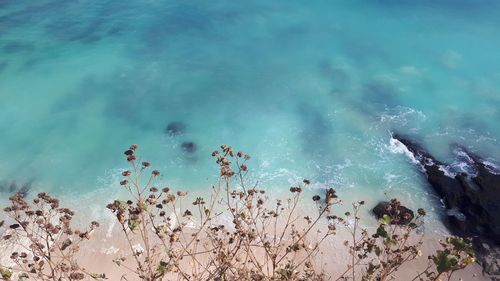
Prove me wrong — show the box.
[0,0,499,210]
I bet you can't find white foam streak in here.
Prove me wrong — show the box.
[438,165,456,178]
[379,107,427,126]
[483,160,500,175]
[387,137,420,165]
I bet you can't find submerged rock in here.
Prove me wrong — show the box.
[392,134,500,244]
[2,41,35,54]
[0,62,7,73]
[362,80,399,107]
[165,121,186,136]
[296,103,333,157]
[0,179,32,197]
[8,181,17,193]
[18,182,31,197]
[181,142,196,153]
[372,201,415,225]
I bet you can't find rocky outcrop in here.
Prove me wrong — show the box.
[372,201,414,225]
[392,134,500,279]
[392,134,500,244]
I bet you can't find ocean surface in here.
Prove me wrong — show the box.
[1,1,499,220]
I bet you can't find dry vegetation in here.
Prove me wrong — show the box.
[0,145,476,280]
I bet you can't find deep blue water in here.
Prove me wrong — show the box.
[1,1,499,213]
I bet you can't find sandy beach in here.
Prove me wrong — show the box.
[1,192,488,281]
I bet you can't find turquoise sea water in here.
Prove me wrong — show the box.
[1,1,499,215]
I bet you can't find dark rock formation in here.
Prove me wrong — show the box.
[392,134,500,278]
[392,134,500,244]
[372,201,414,225]
[181,142,196,153]
[165,122,186,136]
[393,135,465,210]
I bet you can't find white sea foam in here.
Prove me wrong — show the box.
[379,107,427,126]
[260,160,270,168]
[450,148,476,175]
[483,160,500,175]
[256,168,302,184]
[450,160,477,177]
[438,165,456,178]
[309,182,328,191]
[446,208,467,222]
[387,136,420,166]
[106,220,116,238]
[334,159,352,170]
[383,173,399,183]
[453,147,500,176]
[399,66,421,75]
[454,148,474,164]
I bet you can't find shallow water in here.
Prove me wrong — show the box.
[1,1,499,218]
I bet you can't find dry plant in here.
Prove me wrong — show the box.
[412,236,476,281]
[335,199,475,281]
[0,193,105,280]
[0,144,476,281]
[107,144,339,281]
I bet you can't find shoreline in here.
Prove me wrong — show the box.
[71,205,489,280]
